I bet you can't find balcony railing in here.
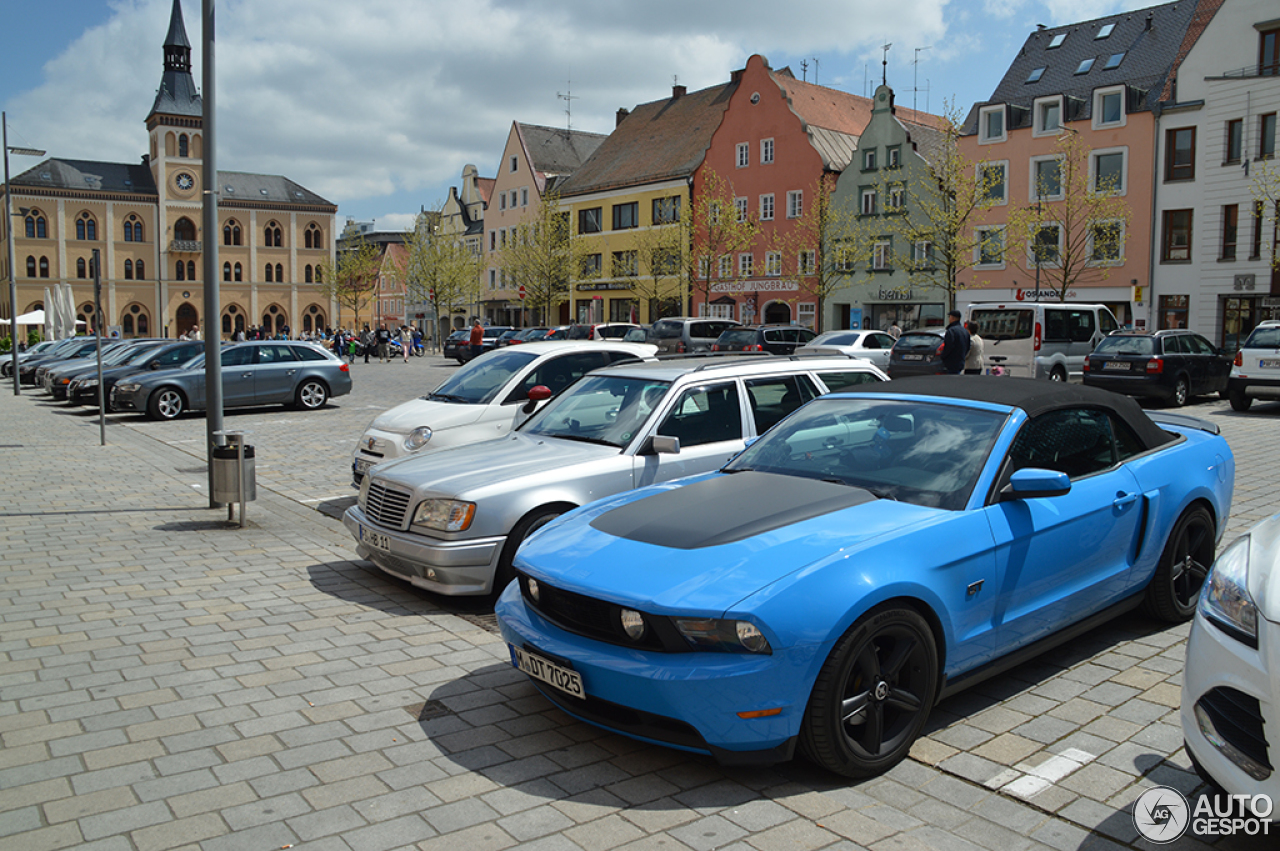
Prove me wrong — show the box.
[169,239,202,253]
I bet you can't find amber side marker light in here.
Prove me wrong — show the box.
[737,707,783,719]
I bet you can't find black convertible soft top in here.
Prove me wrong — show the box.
[852,375,1177,450]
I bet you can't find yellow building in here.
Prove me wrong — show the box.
[556,82,734,323]
[1,0,337,340]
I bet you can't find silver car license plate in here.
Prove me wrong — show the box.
[355,458,373,476]
[359,525,392,552]
[510,645,585,698]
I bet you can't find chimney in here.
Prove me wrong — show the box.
[1145,13,1153,30]
[673,84,687,99]
[616,107,630,127]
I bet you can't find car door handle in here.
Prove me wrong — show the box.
[1113,492,1139,509]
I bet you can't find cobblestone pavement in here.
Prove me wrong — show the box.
[2,355,1277,851]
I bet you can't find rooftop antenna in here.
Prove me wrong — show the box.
[801,59,809,82]
[811,57,821,85]
[913,45,932,113]
[556,81,578,133]
[881,43,892,86]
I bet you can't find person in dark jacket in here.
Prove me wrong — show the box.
[940,309,970,374]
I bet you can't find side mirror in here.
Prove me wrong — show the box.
[639,434,680,456]
[1001,467,1071,500]
[522,384,552,414]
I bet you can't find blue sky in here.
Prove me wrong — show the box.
[2,0,1156,231]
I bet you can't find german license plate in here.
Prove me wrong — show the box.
[901,354,923,361]
[359,525,392,552]
[1260,359,1280,369]
[1102,361,1130,371]
[510,645,584,698]
[355,458,373,476]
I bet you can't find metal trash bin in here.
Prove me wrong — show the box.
[211,433,256,505]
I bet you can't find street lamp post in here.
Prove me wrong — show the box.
[3,111,46,396]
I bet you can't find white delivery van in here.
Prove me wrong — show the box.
[967,302,1120,380]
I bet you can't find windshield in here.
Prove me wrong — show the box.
[1094,336,1154,356]
[429,348,538,404]
[521,374,672,448]
[723,397,1005,511]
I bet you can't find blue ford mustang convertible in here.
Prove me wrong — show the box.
[496,377,1234,777]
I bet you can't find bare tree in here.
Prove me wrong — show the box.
[631,204,685,320]
[1004,129,1133,302]
[317,234,381,330]
[402,208,481,339]
[681,169,759,315]
[499,192,579,325]
[778,174,861,332]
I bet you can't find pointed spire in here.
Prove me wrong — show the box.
[148,0,201,122]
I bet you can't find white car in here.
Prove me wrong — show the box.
[1227,319,1280,412]
[798,329,898,368]
[1182,512,1280,810]
[351,341,656,483]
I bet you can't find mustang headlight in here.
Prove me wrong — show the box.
[1200,534,1258,645]
[673,618,772,654]
[404,427,433,452]
[412,499,475,532]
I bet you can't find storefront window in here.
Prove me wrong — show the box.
[1222,297,1251,352]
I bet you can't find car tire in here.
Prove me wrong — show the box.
[1143,504,1215,623]
[799,604,938,778]
[492,507,566,599]
[1049,366,1067,382]
[1170,376,1189,407]
[294,379,329,410]
[1228,389,1252,412]
[147,387,185,420]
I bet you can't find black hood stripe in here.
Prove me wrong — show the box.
[590,471,877,550]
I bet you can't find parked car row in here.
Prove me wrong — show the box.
[20,336,352,420]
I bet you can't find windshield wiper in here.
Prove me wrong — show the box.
[545,433,617,447]
[721,466,754,474]
[425,392,470,403]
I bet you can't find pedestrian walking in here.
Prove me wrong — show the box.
[940,310,970,375]
[468,319,484,361]
[361,325,373,364]
[399,326,411,363]
[964,322,985,375]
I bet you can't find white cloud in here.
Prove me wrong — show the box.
[7,0,956,220]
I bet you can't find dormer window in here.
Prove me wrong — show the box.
[1096,23,1115,39]
[1026,66,1046,84]
[979,105,1006,144]
[1034,96,1063,136]
[1048,33,1066,49]
[1093,85,1126,129]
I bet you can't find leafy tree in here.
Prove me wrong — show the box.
[402,208,480,337]
[317,234,381,329]
[1250,158,1280,270]
[681,169,759,315]
[779,174,861,332]
[630,204,686,320]
[1004,129,1132,302]
[499,192,579,325]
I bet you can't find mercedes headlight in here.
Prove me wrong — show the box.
[358,474,371,505]
[404,427,433,451]
[673,618,772,654]
[412,499,475,532]
[1200,534,1258,645]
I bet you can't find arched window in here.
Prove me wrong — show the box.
[76,213,98,241]
[123,220,132,242]
[275,263,284,282]
[124,259,133,280]
[174,217,197,242]
[304,223,323,249]
[223,220,242,246]
[123,314,134,335]
[25,256,35,277]
[25,216,34,238]
[304,264,313,283]
[135,259,144,279]
[36,216,46,239]
[176,260,186,281]
[137,313,149,335]
[264,263,274,283]
[39,257,49,278]
[315,266,322,284]
[222,313,232,334]
[179,134,189,157]
[187,261,196,281]
[77,258,87,278]
[234,262,242,282]
[264,222,282,247]
[223,262,232,282]
[124,215,143,243]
